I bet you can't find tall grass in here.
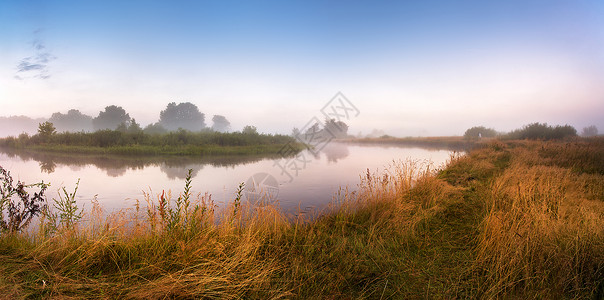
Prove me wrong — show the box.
[1,138,602,298]
[475,140,604,298]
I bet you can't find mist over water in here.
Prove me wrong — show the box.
[0,143,452,213]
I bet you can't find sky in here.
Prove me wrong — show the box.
[1,0,603,136]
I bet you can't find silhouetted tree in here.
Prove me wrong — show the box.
[582,125,598,137]
[211,115,231,132]
[93,105,131,131]
[159,102,205,131]
[48,109,93,132]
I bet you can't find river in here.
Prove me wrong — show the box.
[0,143,455,215]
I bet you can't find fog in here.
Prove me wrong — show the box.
[1,1,603,137]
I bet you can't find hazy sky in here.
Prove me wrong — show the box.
[1,0,603,136]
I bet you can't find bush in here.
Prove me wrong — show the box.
[464,126,497,139]
[0,166,49,233]
[506,123,577,140]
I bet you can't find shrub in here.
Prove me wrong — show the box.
[464,126,497,139]
[506,123,577,140]
[0,165,49,233]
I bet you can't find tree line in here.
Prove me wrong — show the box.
[38,102,231,134]
[464,123,599,140]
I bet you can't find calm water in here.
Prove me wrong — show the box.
[0,143,454,214]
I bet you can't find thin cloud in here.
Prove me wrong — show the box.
[15,35,57,80]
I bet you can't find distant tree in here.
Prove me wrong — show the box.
[304,123,321,136]
[324,118,349,138]
[116,122,128,132]
[37,122,56,143]
[291,127,301,137]
[143,122,168,135]
[38,121,56,136]
[127,119,143,133]
[48,109,93,132]
[211,115,231,132]
[93,105,131,131]
[507,123,577,140]
[551,125,577,139]
[242,125,258,135]
[159,102,205,131]
[0,116,45,137]
[582,125,598,137]
[464,126,497,139]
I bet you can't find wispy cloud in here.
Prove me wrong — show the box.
[15,34,57,80]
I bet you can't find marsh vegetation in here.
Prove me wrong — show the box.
[1,138,602,298]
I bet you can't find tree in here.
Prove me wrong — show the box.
[582,125,598,137]
[48,109,93,132]
[304,122,321,136]
[507,123,577,140]
[37,121,56,137]
[291,127,301,137]
[37,121,56,143]
[116,122,128,133]
[93,105,131,131]
[159,102,205,131]
[143,122,167,135]
[464,126,497,139]
[127,119,142,133]
[242,125,258,135]
[211,115,231,132]
[324,118,349,138]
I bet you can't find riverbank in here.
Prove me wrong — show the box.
[1,143,299,156]
[1,138,602,298]
[0,129,303,156]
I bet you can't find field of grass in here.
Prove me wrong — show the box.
[1,138,602,298]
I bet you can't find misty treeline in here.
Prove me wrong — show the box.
[464,123,599,140]
[0,102,301,150]
[0,102,232,137]
[291,118,350,140]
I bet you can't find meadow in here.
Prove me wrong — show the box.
[0,137,602,298]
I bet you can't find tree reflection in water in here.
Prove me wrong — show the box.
[0,148,285,179]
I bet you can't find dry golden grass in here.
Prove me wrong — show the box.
[1,137,602,298]
[476,140,604,297]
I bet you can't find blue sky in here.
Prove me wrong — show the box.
[1,0,603,135]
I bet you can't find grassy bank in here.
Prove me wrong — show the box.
[1,138,603,298]
[0,129,303,156]
[16,143,298,156]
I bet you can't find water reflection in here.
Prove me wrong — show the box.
[0,143,454,213]
[322,143,350,163]
[0,147,283,179]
